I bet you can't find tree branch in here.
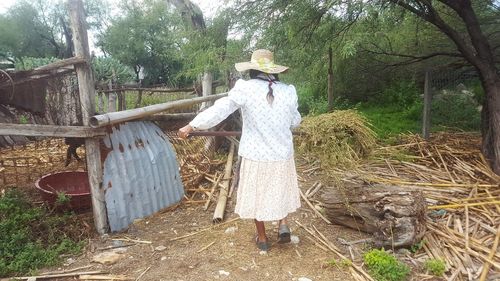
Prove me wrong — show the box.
[437,0,496,68]
[387,0,480,69]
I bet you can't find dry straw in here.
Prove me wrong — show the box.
[297,110,377,170]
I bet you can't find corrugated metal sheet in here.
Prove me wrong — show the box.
[102,121,184,232]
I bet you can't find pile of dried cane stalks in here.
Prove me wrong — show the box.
[297,110,377,171]
[338,132,500,281]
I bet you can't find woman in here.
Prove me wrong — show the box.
[178,49,301,251]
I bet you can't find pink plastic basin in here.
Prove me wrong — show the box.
[35,171,91,212]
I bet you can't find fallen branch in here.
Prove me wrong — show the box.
[11,271,105,280]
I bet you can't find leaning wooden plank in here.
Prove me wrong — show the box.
[0,123,106,138]
[213,143,235,223]
[10,271,105,280]
[89,93,227,128]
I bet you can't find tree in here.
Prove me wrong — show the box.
[383,0,500,173]
[98,0,185,86]
[0,0,108,60]
[231,0,500,173]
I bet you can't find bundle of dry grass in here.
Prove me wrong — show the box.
[297,110,377,170]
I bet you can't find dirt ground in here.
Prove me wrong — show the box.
[0,139,375,281]
[29,158,368,281]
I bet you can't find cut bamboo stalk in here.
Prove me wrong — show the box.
[11,271,105,280]
[196,240,216,253]
[294,220,375,281]
[204,173,222,211]
[299,189,331,224]
[170,217,240,241]
[428,201,500,210]
[80,275,130,280]
[213,143,235,223]
[465,205,470,251]
[478,225,500,281]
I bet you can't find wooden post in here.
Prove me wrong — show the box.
[327,46,334,112]
[107,80,116,113]
[201,72,213,110]
[68,0,108,234]
[97,91,104,113]
[135,89,143,108]
[422,70,432,140]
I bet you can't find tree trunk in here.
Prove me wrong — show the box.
[320,184,427,248]
[480,73,500,175]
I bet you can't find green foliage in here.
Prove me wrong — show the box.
[358,105,420,138]
[326,258,352,269]
[423,259,446,276]
[55,192,70,206]
[18,115,28,124]
[431,92,481,131]
[14,57,59,70]
[97,0,186,86]
[0,0,108,60]
[0,190,84,277]
[375,81,420,109]
[410,239,426,253]
[297,84,329,115]
[92,57,135,84]
[363,249,410,281]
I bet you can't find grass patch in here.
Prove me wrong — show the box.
[0,189,86,277]
[357,105,420,139]
[423,258,446,276]
[363,249,410,281]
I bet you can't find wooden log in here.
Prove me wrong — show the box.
[35,56,85,72]
[213,142,235,223]
[320,183,427,248]
[69,0,108,234]
[89,93,227,128]
[0,123,105,138]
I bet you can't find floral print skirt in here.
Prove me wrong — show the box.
[234,157,301,221]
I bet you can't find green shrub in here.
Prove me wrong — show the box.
[431,93,480,131]
[363,249,410,281]
[92,57,135,85]
[14,57,58,70]
[423,259,446,276]
[0,190,84,277]
[374,80,420,109]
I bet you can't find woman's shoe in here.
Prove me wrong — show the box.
[277,224,291,244]
[255,236,270,251]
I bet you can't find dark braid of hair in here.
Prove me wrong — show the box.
[249,69,279,106]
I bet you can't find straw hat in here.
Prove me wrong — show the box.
[235,49,289,74]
